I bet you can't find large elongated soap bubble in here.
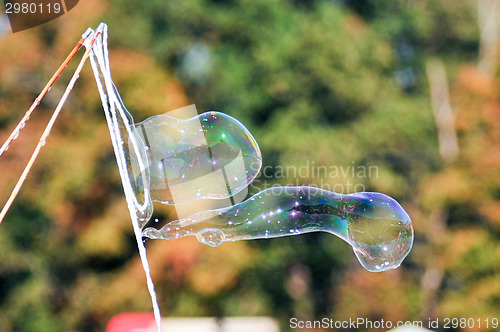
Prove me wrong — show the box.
[143,186,413,272]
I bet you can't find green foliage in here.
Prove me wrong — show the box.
[0,0,498,331]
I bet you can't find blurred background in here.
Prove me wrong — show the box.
[1,0,499,331]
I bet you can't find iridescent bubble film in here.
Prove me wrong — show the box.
[143,186,414,272]
[125,111,262,207]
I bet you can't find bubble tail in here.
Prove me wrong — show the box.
[143,227,162,239]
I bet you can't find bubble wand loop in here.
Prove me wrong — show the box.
[87,23,162,332]
[0,28,101,225]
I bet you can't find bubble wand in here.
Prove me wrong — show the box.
[0,27,101,224]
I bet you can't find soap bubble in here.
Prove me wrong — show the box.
[143,186,413,272]
[132,111,261,204]
[88,24,412,274]
[121,109,262,226]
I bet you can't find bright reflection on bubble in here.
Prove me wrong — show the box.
[143,186,414,272]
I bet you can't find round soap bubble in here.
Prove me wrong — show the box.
[143,186,414,272]
[131,111,261,203]
[120,108,262,225]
